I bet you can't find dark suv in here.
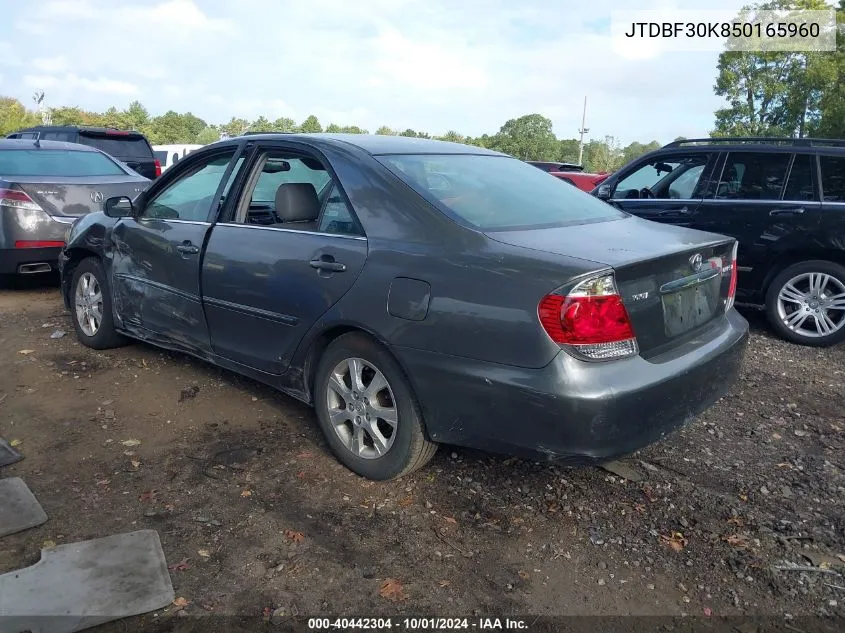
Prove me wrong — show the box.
[7,126,160,179]
[594,137,845,347]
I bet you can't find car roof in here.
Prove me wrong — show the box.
[660,137,845,154]
[13,125,147,137]
[233,133,508,156]
[0,138,100,151]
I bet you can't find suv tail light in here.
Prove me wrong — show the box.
[154,159,162,178]
[538,273,638,360]
[725,241,738,312]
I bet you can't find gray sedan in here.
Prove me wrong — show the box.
[59,134,748,480]
[0,139,148,276]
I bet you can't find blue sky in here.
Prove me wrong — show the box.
[0,0,758,145]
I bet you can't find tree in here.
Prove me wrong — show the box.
[490,114,559,160]
[375,126,397,135]
[0,97,38,135]
[272,117,298,132]
[436,130,465,143]
[712,0,831,137]
[195,125,221,144]
[583,136,624,173]
[621,140,661,164]
[299,115,323,133]
[219,117,250,138]
[558,139,580,163]
[809,0,845,137]
[123,101,150,131]
[249,116,275,132]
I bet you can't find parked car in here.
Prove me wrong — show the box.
[153,144,203,173]
[59,134,748,480]
[0,139,149,277]
[550,168,611,192]
[593,137,845,347]
[526,160,584,172]
[7,126,160,180]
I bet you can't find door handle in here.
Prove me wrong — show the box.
[176,242,199,255]
[310,257,346,273]
[769,208,805,216]
[677,206,690,215]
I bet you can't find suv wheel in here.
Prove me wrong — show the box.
[765,260,845,347]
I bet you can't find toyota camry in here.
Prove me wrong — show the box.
[59,134,748,480]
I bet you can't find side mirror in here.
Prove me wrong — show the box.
[596,183,612,199]
[103,196,134,218]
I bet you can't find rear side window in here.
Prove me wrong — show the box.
[819,155,845,202]
[0,149,125,177]
[717,152,791,200]
[78,134,153,159]
[40,131,76,142]
[783,154,816,201]
[154,150,168,164]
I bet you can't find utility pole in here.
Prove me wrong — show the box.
[577,95,589,166]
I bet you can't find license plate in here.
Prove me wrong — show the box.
[662,280,720,337]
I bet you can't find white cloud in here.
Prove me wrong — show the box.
[31,56,69,73]
[24,73,139,96]
[0,0,753,144]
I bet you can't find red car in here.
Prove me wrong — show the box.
[525,161,610,193]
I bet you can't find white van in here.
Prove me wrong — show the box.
[152,144,203,173]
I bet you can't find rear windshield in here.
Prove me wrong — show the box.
[0,149,126,177]
[78,133,153,159]
[378,154,624,231]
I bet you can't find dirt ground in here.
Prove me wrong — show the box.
[1,277,844,631]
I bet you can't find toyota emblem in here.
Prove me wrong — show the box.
[689,253,703,272]
[90,191,104,204]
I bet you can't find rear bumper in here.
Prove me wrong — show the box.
[395,309,749,463]
[0,247,62,275]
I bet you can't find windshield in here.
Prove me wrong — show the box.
[378,154,624,230]
[78,134,153,159]
[0,149,126,177]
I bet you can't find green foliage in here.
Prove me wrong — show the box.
[299,115,323,133]
[489,114,559,160]
[712,0,840,137]
[0,97,38,135]
[195,125,221,144]
[0,95,667,172]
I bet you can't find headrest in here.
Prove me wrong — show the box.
[275,182,320,223]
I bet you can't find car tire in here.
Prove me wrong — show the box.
[70,257,128,350]
[313,332,437,480]
[765,260,845,347]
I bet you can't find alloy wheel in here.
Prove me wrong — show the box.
[74,272,104,337]
[776,272,845,338]
[325,357,398,459]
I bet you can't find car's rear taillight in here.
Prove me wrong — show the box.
[725,241,738,312]
[154,159,162,178]
[538,273,638,360]
[0,187,42,211]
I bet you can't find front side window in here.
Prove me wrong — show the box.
[0,149,125,177]
[614,153,712,200]
[143,151,238,221]
[378,153,624,231]
[819,155,845,202]
[716,152,791,200]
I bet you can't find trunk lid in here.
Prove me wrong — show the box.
[487,216,737,357]
[16,176,149,217]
